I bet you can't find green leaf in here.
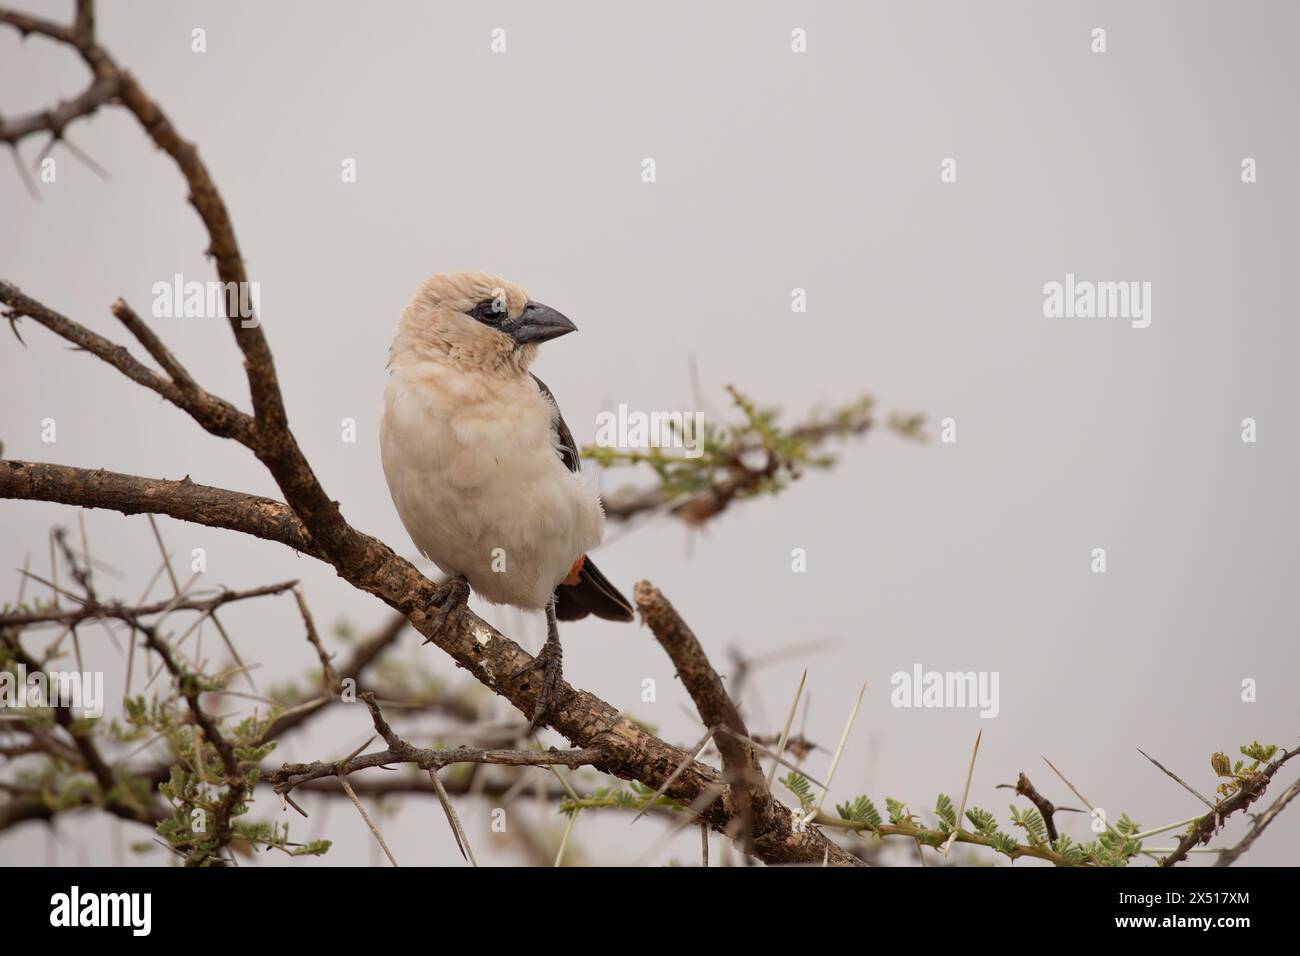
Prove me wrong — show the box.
[965,806,998,837]
[989,832,1019,856]
[781,772,816,807]
[1009,804,1047,845]
[885,797,910,825]
[836,795,881,830]
[935,793,957,829]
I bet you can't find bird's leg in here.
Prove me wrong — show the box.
[514,598,564,731]
[424,575,470,645]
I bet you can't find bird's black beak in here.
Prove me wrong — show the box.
[506,301,577,346]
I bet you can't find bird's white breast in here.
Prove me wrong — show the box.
[380,362,604,610]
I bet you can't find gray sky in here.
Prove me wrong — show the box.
[2,0,1297,866]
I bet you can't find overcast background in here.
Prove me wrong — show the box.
[2,0,1297,866]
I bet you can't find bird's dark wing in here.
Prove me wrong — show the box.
[531,373,580,473]
[532,373,634,623]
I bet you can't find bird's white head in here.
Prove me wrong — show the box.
[390,271,577,375]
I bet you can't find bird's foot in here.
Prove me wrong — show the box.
[424,575,469,645]
[513,635,563,732]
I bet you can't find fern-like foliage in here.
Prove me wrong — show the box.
[935,793,957,831]
[836,794,882,830]
[1009,804,1048,846]
[965,806,999,837]
[582,386,924,523]
[989,832,1020,856]
[781,772,816,808]
[885,797,913,826]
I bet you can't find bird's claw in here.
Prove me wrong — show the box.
[514,636,563,732]
[424,576,469,644]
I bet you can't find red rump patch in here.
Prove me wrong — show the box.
[563,553,585,586]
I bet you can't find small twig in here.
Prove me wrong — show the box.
[999,772,1062,844]
[292,586,337,693]
[111,297,197,392]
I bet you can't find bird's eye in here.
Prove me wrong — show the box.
[467,298,508,326]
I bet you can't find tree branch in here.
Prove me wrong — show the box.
[0,461,321,557]
[0,75,119,146]
[1,283,257,445]
[633,581,770,853]
[1161,745,1300,866]
[1215,775,1300,867]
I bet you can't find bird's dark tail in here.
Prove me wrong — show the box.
[554,557,634,622]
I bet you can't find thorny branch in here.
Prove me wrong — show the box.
[0,580,298,629]
[130,614,245,865]
[594,388,924,525]
[1215,774,1300,867]
[266,693,606,798]
[1160,744,1300,867]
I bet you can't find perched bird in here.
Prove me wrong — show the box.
[380,272,633,729]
